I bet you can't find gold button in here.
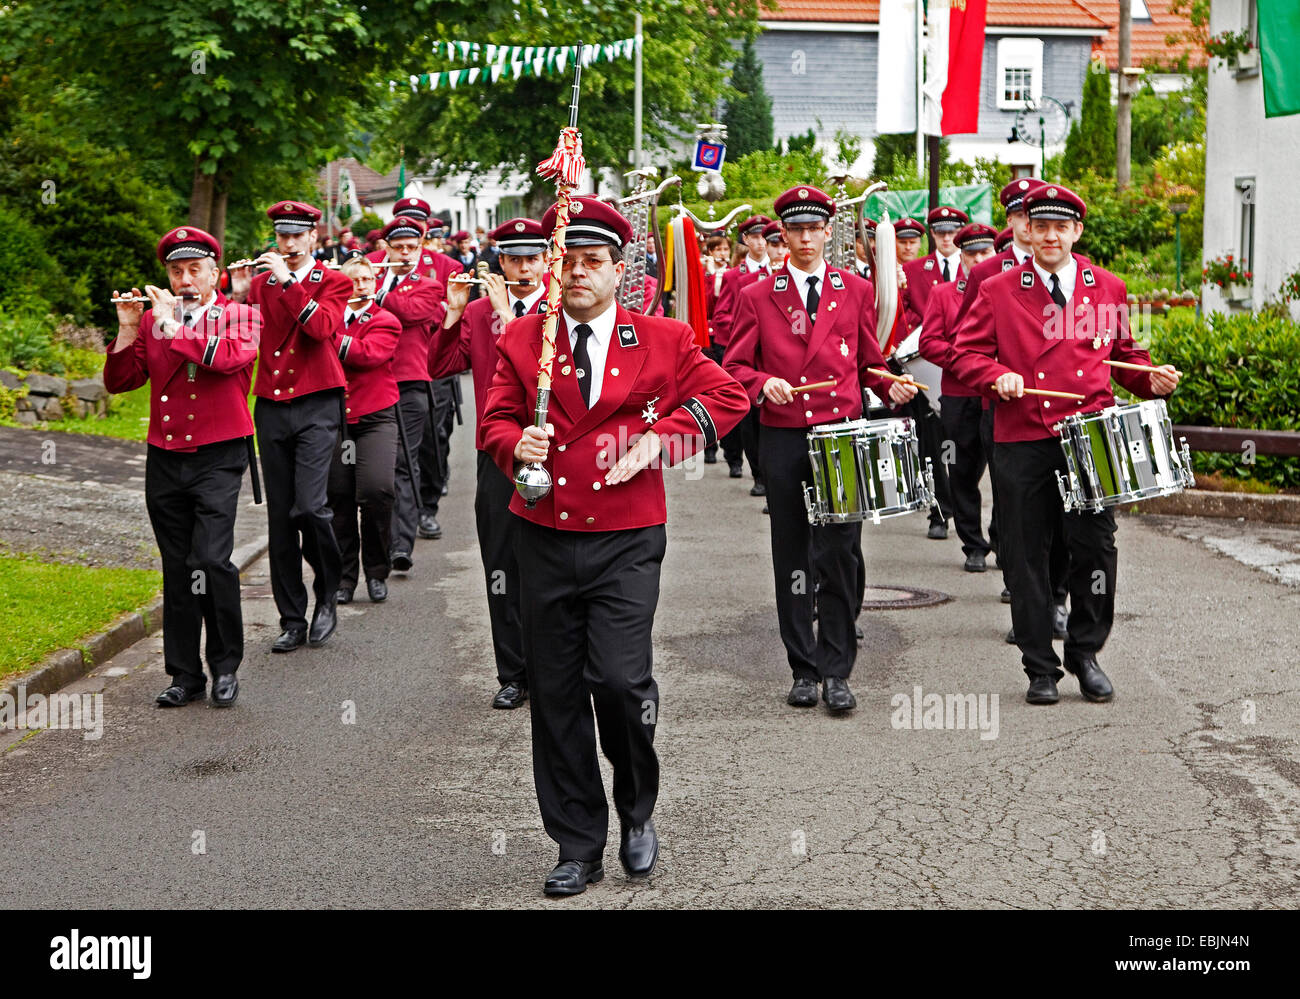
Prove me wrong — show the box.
[833,407,840,414]
[586,517,595,524]
[187,414,194,420]
[1077,369,1084,377]
[803,393,810,401]
[166,434,173,441]
[592,482,601,490]
[558,444,566,452]
[1043,401,1051,409]
[274,350,281,357]
[163,415,170,422]
[611,367,619,376]
[288,387,294,393]
[185,434,192,441]
[829,391,836,397]
[805,410,813,418]
[346,407,352,414]
[190,394,196,400]
[160,395,168,402]
[289,348,295,354]
[1037,372,1045,379]
[273,370,280,376]
[274,389,281,395]
[800,376,807,383]
[288,369,294,374]
[557,477,566,485]
[560,512,569,520]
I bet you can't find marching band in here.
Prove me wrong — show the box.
[119,169,1189,895]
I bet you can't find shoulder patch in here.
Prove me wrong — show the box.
[538,302,549,315]
[1020,271,1034,288]
[359,313,372,323]
[409,273,420,282]
[1082,269,1096,287]
[267,276,278,286]
[1001,260,1014,272]
[956,279,966,293]
[828,271,844,291]
[309,269,323,283]
[617,324,638,348]
[773,274,789,292]
[924,259,934,271]
[207,306,223,321]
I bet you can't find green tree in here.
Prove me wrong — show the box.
[378,1,762,201]
[723,37,773,157]
[1062,63,1116,179]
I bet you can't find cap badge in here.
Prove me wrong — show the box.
[1047,187,1058,197]
[177,229,187,239]
[797,188,808,199]
[514,222,525,232]
[1018,180,1030,190]
[570,201,583,214]
[940,209,949,217]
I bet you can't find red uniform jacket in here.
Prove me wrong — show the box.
[334,303,401,422]
[480,306,749,533]
[949,255,1160,443]
[956,246,1026,325]
[710,261,772,349]
[249,265,349,401]
[103,295,259,451]
[724,264,896,428]
[918,277,980,398]
[366,250,455,284]
[902,250,960,330]
[376,271,446,384]
[428,292,549,448]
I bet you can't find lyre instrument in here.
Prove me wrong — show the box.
[608,170,681,315]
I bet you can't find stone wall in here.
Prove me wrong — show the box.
[0,370,110,426]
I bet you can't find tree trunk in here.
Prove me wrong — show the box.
[189,162,214,230]
[210,171,232,252]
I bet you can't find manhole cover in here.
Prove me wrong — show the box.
[861,585,951,610]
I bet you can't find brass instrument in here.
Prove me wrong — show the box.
[608,170,681,315]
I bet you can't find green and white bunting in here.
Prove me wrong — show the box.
[390,35,641,93]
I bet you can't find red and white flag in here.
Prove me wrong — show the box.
[922,0,987,136]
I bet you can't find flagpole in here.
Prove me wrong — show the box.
[915,0,924,176]
[633,10,643,172]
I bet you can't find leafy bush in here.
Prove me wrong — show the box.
[1149,311,1300,488]
[1069,170,1168,265]
[351,212,384,240]
[0,313,106,377]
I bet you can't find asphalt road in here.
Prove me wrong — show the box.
[2,384,1298,908]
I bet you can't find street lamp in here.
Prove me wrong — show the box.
[1170,201,1189,294]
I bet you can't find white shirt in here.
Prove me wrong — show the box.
[181,292,217,326]
[743,254,768,274]
[1033,254,1078,305]
[509,284,546,316]
[344,303,369,325]
[784,257,828,314]
[855,256,871,276]
[1011,242,1032,264]
[937,248,960,280]
[564,301,616,406]
[288,259,316,285]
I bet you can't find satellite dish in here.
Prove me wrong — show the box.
[1014,96,1070,146]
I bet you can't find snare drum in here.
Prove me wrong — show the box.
[803,418,936,525]
[891,326,943,416]
[1054,399,1194,513]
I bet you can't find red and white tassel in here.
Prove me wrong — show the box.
[536,126,586,187]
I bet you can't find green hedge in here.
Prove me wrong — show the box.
[1149,310,1300,488]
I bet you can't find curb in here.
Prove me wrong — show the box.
[1125,489,1300,525]
[1,536,269,704]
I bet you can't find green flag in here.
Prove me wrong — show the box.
[397,150,405,199]
[1259,0,1300,117]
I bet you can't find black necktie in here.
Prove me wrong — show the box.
[941,258,950,282]
[514,300,525,318]
[346,312,356,326]
[805,275,820,323]
[1049,274,1067,310]
[182,311,195,327]
[573,323,594,408]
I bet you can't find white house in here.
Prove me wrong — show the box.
[1202,0,1300,314]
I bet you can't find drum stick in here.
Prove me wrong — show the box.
[1103,359,1173,374]
[799,379,838,392]
[1011,386,1087,401]
[868,368,931,393]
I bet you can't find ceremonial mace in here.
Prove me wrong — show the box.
[514,55,586,508]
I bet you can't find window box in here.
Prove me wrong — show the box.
[1224,282,1253,303]
[1232,48,1259,75]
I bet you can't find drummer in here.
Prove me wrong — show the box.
[948,183,1180,706]
[726,185,917,714]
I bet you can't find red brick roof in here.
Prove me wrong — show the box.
[763,0,1106,29]
[1078,1,1208,69]
[318,158,403,207]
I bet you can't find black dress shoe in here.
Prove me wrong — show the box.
[619,820,658,878]
[440,484,448,496]
[390,551,413,572]
[308,601,337,647]
[703,451,718,464]
[1005,626,1017,644]
[417,514,442,539]
[335,588,354,605]
[927,522,949,540]
[156,684,205,707]
[964,552,987,572]
[1026,674,1060,705]
[787,677,818,707]
[1066,655,1114,702]
[366,577,388,602]
[1052,603,1068,640]
[822,676,857,712]
[761,503,769,515]
[212,673,239,707]
[728,464,743,478]
[855,623,864,642]
[750,482,767,497]
[271,628,307,653]
[543,859,604,896]
[492,682,528,709]
[1000,586,1011,604]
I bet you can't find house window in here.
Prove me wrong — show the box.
[997,38,1044,110]
[1011,164,1036,179]
[1236,176,1256,277]
[1131,0,1151,22]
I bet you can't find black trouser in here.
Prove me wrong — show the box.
[391,381,429,555]
[739,406,763,483]
[761,426,859,681]
[145,439,247,690]
[514,518,664,862]
[255,390,343,631]
[418,378,456,517]
[704,344,742,467]
[981,404,999,555]
[994,438,1117,679]
[475,451,525,686]
[328,406,397,593]
[940,395,991,557]
[909,400,951,527]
